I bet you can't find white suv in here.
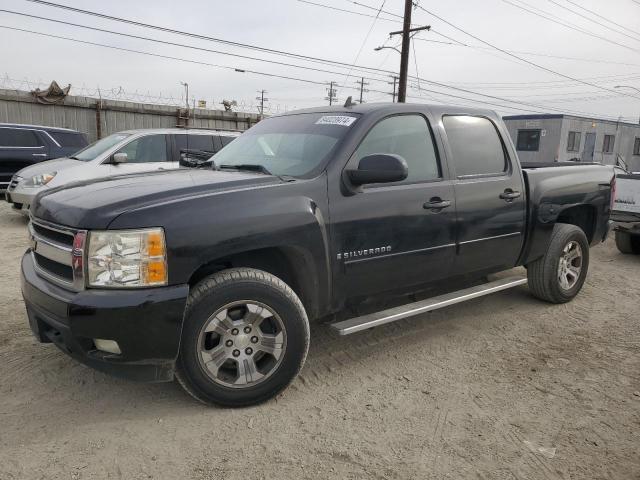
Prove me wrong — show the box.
[6,128,240,215]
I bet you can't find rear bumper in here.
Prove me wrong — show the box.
[21,252,189,382]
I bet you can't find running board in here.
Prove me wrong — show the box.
[330,275,528,335]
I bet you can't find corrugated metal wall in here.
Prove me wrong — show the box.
[0,88,260,142]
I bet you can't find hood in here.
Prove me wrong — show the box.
[16,157,80,179]
[32,168,281,229]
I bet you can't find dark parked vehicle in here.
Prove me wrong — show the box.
[20,103,614,407]
[0,123,87,191]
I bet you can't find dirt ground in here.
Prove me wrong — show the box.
[0,200,638,480]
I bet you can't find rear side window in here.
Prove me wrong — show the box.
[443,116,508,177]
[352,114,441,184]
[187,135,215,153]
[516,129,541,152]
[49,131,87,148]
[0,128,44,147]
[220,135,236,147]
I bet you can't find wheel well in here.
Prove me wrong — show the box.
[556,205,596,243]
[188,247,319,319]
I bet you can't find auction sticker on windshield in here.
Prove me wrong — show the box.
[315,116,357,127]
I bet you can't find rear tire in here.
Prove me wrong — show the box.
[615,231,640,254]
[527,223,589,304]
[176,268,310,407]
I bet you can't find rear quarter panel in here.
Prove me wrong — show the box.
[520,164,614,264]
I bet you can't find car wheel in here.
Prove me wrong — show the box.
[615,231,640,254]
[176,268,309,407]
[527,223,590,304]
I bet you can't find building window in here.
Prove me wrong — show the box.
[603,134,615,154]
[516,129,541,152]
[634,137,640,156]
[567,131,581,152]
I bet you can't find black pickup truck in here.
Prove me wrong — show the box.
[21,103,614,406]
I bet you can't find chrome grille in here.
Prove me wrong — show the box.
[29,218,86,291]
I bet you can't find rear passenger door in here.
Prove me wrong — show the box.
[441,115,526,275]
[0,127,50,190]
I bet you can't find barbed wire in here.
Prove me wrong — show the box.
[0,73,295,115]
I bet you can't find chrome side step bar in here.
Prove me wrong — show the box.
[330,276,528,335]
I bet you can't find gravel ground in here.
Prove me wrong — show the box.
[0,200,639,480]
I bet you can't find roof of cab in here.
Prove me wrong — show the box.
[116,128,242,136]
[274,101,497,118]
[0,123,80,133]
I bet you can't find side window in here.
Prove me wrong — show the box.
[352,115,441,184]
[220,135,235,147]
[516,129,541,152]
[567,131,581,152]
[443,116,508,177]
[187,135,215,153]
[0,128,44,147]
[603,134,615,154]
[49,131,87,148]
[116,134,168,163]
[634,137,640,156]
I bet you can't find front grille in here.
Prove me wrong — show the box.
[34,252,74,280]
[29,218,86,291]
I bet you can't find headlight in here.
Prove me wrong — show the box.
[27,172,56,187]
[87,228,167,288]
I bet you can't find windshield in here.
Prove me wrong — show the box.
[210,113,359,178]
[71,133,131,161]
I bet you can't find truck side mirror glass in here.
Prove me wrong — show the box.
[112,152,128,164]
[347,153,408,186]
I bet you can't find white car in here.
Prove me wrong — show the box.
[5,128,240,215]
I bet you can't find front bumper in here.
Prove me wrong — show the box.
[21,252,189,382]
[5,183,39,215]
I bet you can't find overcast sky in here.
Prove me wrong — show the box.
[1,0,639,121]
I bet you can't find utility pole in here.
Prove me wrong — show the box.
[255,89,268,116]
[325,81,338,105]
[390,76,398,103]
[388,0,429,103]
[180,81,189,109]
[356,77,369,104]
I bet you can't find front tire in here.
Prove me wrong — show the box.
[527,223,590,304]
[176,268,310,407]
[615,230,640,254]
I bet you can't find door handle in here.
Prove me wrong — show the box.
[423,198,451,210]
[499,189,521,201]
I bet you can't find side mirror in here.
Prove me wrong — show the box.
[112,152,128,164]
[346,153,408,186]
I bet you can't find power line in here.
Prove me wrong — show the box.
[0,8,396,86]
[343,0,387,83]
[547,0,640,43]
[19,0,402,78]
[500,0,640,53]
[413,37,640,68]
[4,5,636,119]
[565,0,638,37]
[413,3,640,100]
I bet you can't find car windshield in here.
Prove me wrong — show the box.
[71,133,131,161]
[210,113,359,178]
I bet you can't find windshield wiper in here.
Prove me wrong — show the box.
[69,155,80,160]
[217,164,297,182]
[218,164,273,176]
